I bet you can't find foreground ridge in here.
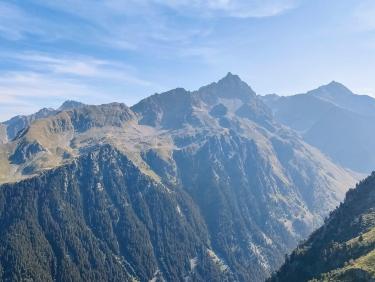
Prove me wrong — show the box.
[269,172,375,282]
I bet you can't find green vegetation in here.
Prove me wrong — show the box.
[0,145,230,281]
[269,172,375,282]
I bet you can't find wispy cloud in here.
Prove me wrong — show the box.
[0,72,95,99]
[0,69,149,121]
[155,0,299,18]
[38,0,297,21]
[0,2,36,40]
[0,0,300,67]
[4,0,373,121]
[24,0,298,50]
[8,53,152,85]
[0,0,301,120]
[0,52,163,120]
[0,71,96,120]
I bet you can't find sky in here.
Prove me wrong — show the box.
[0,0,375,121]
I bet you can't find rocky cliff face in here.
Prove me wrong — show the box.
[269,172,375,282]
[0,124,6,144]
[0,74,358,281]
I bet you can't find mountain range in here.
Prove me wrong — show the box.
[0,73,359,281]
[0,100,85,144]
[261,82,375,173]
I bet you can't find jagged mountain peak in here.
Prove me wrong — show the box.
[58,100,86,111]
[219,72,242,84]
[197,73,256,103]
[132,73,273,129]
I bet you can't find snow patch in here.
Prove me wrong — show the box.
[261,232,273,246]
[114,255,124,267]
[207,249,229,272]
[149,269,165,282]
[176,204,182,216]
[282,218,295,235]
[248,242,271,272]
[190,257,198,271]
[96,182,104,192]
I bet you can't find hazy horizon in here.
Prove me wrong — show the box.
[0,73,366,122]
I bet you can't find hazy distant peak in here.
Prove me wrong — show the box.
[58,100,86,111]
[309,81,354,98]
[260,93,281,105]
[327,80,343,86]
[219,72,242,83]
[326,80,352,91]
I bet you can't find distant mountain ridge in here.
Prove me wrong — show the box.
[0,74,357,281]
[261,82,375,173]
[0,100,85,142]
[308,81,375,117]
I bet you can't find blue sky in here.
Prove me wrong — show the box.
[0,0,375,120]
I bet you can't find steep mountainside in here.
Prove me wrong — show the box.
[0,124,6,144]
[304,108,375,174]
[0,73,357,281]
[0,145,231,282]
[261,94,335,133]
[261,82,375,173]
[269,172,375,282]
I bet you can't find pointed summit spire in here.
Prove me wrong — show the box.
[196,72,256,102]
[326,80,350,91]
[218,72,242,84]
